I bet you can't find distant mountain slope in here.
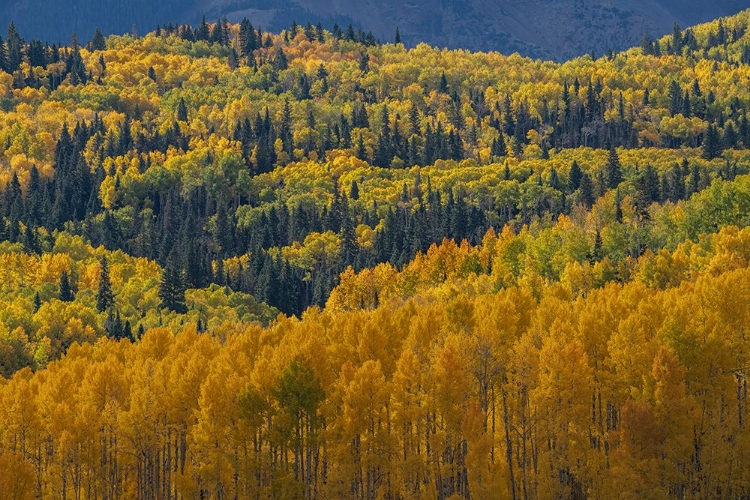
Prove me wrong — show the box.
[2,0,749,60]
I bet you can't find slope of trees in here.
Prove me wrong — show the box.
[0,224,749,499]
[1,10,750,499]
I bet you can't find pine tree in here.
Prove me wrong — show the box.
[23,225,39,255]
[723,122,738,149]
[395,28,401,45]
[667,80,683,116]
[639,164,661,204]
[5,22,22,73]
[59,271,74,302]
[439,72,449,93]
[702,124,723,160]
[273,48,289,70]
[196,16,210,41]
[579,173,595,208]
[33,292,42,313]
[280,99,294,158]
[97,256,115,312]
[640,33,655,55]
[592,230,603,262]
[159,253,187,313]
[123,320,133,341]
[359,52,370,72]
[339,217,358,264]
[177,98,188,122]
[104,308,123,339]
[91,28,106,51]
[491,136,505,159]
[569,160,583,191]
[239,19,257,56]
[0,36,7,72]
[605,146,623,189]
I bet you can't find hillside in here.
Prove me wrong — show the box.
[2,0,749,59]
[1,8,750,500]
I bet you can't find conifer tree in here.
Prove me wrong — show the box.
[0,36,7,72]
[97,256,115,312]
[122,320,133,341]
[91,28,106,51]
[104,308,123,338]
[280,99,294,158]
[196,16,210,41]
[569,160,583,191]
[606,146,623,189]
[340,217,358,264]
[159,253,187,313]
[702,124,723,160]
[273,48,288,70]
[579,173,595,208]
[491,136,505,159]
[592,230,603,262]
[59,271,74,302]
[177,98,188,122]
[5,23,22,73]
[439,72,449,93]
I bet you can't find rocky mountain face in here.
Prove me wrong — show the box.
[3,0,748,60]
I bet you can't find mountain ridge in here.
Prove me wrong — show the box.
[2,0,749,60]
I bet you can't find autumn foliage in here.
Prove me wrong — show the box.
[1,8,750,500]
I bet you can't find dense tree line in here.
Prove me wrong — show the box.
[1,10,750,499]
[0,12,749,318]
[1,222,749,499]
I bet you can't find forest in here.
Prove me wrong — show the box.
[0,9,750,500]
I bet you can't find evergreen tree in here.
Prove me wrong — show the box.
[23,225,40,255]
[359,52,370,72]
[59,271,74,302]
[196,16,210,41]
[0,36,7,72]
[273,48,289,70]
[668,80,683,116]
[104,308,123,339]
[723,122,738,149]
[569,160,583,191]
[350,180,359,200]
[605,146,623,189]
[640,33,655,55]
[239,19,257,56]
[634,166,656,216]
[123,320,133,341]
[579,173,595,208]
[97,256,115,312]
[439,72,449,93]
[91,28,106,51]
[5,22,22,73]
[177,97,188,122]
[395,28,401,45]
[280,99,295,158]
[702,124,723,160]
[159,253,187,313]
[592,230,603,262]
[491,136,505,159]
